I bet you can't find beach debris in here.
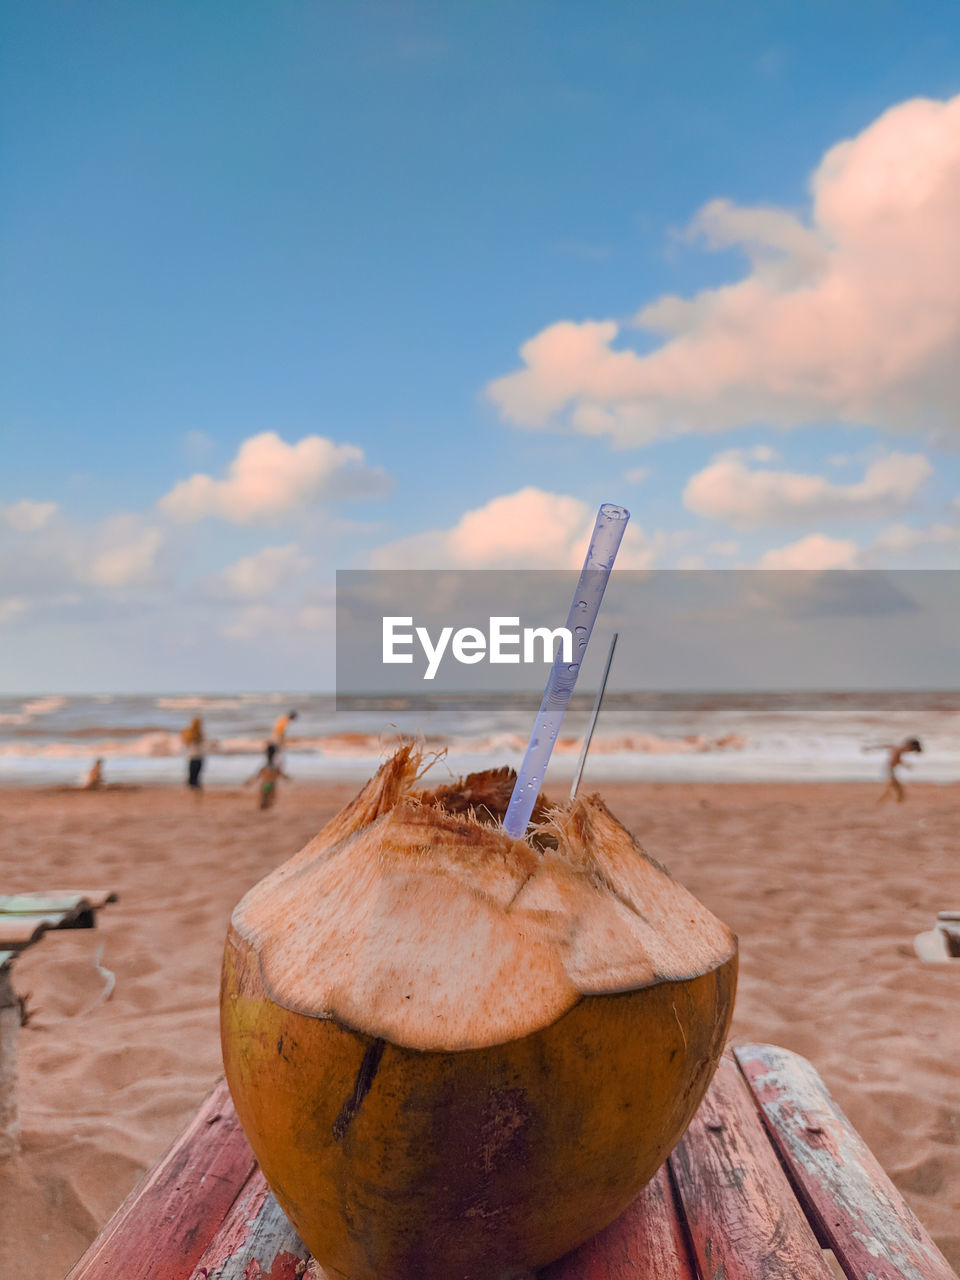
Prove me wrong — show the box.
[82,942,116,1013]
[220,744,737,1279]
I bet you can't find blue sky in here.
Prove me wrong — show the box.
[3,2,960,690]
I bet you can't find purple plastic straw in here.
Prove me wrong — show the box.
[503,503,630,838]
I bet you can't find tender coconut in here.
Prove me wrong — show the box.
[222,745,737,1280]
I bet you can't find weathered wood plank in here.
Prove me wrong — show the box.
[539,1162,695,1279]
[0,891,117,915]
[67,1079,257,1280]
[0,912,73,947]
[735,1043,958,1280]
[0,891,117,947]
[189,1168,310,1279]
[670,1056,835,1280]
[0,967,19,1157]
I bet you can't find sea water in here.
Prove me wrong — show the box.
[0,690,959,787]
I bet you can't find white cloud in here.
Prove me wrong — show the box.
[676,554,707,570]
[866,521,960,557]
[84,520,165,588]
[370,487,667,570]
[757,534,862,570]
[0,597,28,624]
[298,603,335,630]
[221,597,334,642]
[706,540,740,558]
[625,466,650,484]
[0,500,58,532]
[487,94,960,445]
[684,450,931,528]
[216,544,311,600]
[158,431,390,524]
[222,605,275,642]
[756,515,960,570]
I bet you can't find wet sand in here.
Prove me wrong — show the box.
[1,778,958,1277]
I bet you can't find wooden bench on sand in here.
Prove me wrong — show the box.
[66,1042,956,1280]
[0,890,117,1158]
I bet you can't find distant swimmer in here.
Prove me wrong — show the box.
[83,758,104,790]
[272,709,298,747]
[247,742,291,810]
[878,736,923,804]
[181,716,207,792]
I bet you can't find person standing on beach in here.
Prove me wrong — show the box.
[247,742,291,810]
[181,716,207,792]
[878,736,923,803]
[272,709,298,748]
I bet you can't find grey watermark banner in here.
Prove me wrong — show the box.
[335,569,960,709]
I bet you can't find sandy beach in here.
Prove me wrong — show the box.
[1,775,958,1278]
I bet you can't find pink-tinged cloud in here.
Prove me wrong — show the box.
[216,544,311,600]
[84,519,165,588]
[369,486,667,569]
[488,94,960,443]
[158,431,391,523]
[684,450,931,528]
[757,533,862,570]
[0,500,58,532]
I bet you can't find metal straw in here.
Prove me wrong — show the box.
[569,631,618,803]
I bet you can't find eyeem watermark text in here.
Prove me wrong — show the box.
[383,616,573,680]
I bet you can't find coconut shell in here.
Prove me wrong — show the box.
[221,746,737,1279]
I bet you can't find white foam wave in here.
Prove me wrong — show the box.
[0,695,68,726]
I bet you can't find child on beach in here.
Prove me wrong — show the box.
[878,736,923,803]
[83,758,104,790]
[247,742,291,810]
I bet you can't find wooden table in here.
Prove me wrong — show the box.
[66,1042,956,1279]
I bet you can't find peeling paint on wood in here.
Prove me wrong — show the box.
[671,1056,835,1280]
[189,1169,310,1279]
[67,1079,257,1280]
[735,1043,957,1280]
[0,891,117,914]
[0,891,118,948]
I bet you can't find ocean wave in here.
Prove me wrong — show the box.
[154,695,270,712]
[24,695,67,716]
[0,729,746,761]
[0,695,69,726]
